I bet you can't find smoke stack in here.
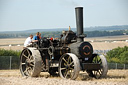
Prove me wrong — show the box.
[75,7,85,42]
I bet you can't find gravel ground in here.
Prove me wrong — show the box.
[0,76,127,85]
[0,70,128,85]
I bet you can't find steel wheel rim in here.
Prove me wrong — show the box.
[92,55,103,78]
[20,49,35,76]
[59,54,75,79]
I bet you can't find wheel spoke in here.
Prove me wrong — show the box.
[69,69,74,78]
[23,69,29,75]
[61,68,66,70]
[68,70,72,78]
[94,57,96,63]
[29,63,34,67]
[69,57,71,64]
[30,60,34,63]
[95,71,98,76]
[29,56,33,60]
[67,56,71,64]
[96,57,98,63]
[93,71,96,75]
[100,69,103,73]
[27,67,33,75]
[98,59,101,63]
[65,70,69,78]
[22,54,28,59]
[72,65,74,68]
[93,57,96,63]
[27,49,30,57]
[99,61,102,64]
[98,70,102,75]
[93,71,95,75]
[64,69,68,78]
[69,67,74,70]
[62,58,68,64]
[67,56,70,63]
[64,63,67,66]
[69,61,74,66]
[22,63,26,65]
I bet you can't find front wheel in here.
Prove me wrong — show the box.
[58,53,80,80]
[87,54,108,78]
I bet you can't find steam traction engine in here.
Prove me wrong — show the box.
[20,7,108,80]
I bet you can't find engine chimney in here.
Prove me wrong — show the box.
[75,7,85,42]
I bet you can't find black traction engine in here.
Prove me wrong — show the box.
[20,7,108,80]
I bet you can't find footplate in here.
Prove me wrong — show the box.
[81,63,101,70]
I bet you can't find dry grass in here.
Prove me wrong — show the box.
[0,70,128,85]
[85,35,128,41]
[0,38,25,51]
[0,38,25,45]
[0,69,128,80]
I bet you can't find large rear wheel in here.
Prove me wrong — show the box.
[58,53,80,80]
[20,48,42,77]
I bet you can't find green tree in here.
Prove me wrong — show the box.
[119,51,128,63]
[106,46,128,64]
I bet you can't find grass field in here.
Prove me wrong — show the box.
[0,70,127,85]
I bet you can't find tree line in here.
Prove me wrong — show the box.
[0,30,128,38]
[84,30,127,37]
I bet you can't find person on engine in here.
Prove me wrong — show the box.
[24,34,33,47]
[33,32,40,41]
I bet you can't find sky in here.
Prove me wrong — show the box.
[0,0,128,31]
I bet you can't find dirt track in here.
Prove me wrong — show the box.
[0,70,128,85]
